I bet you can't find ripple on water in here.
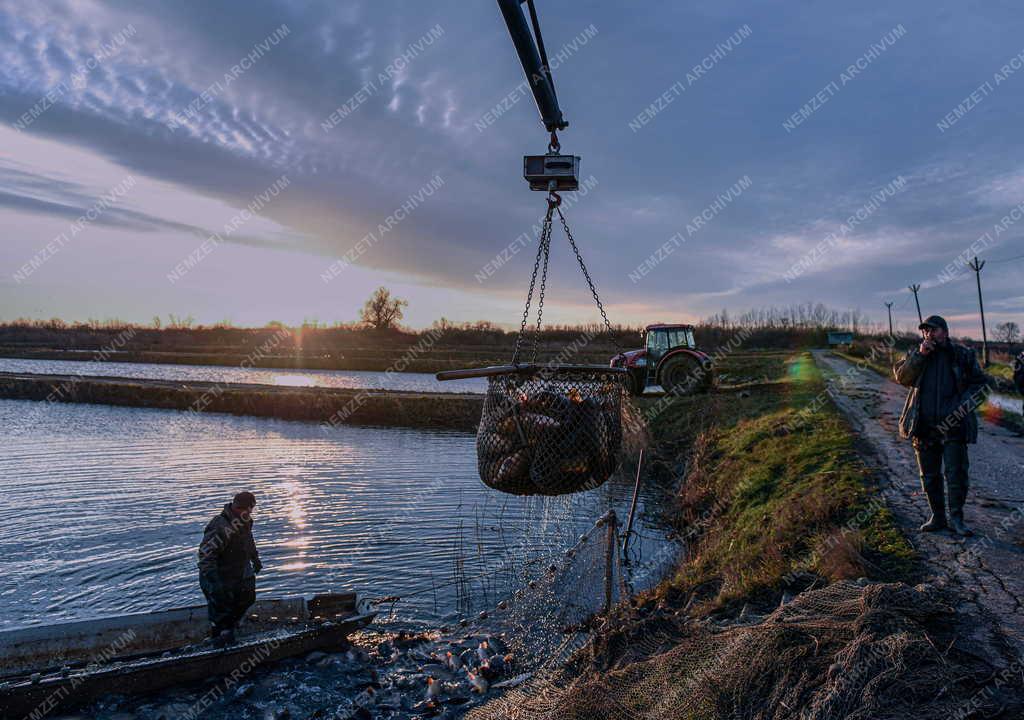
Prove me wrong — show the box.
[0,357,487,393]
[0,399,668,631]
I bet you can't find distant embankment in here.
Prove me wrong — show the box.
[0,347,516,375]
[0,372,483,431]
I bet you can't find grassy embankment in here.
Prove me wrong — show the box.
[490,350,1016,718]
[642,350,914,612]
[0,322,902,374]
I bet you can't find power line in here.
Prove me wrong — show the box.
[987,251,1024,264]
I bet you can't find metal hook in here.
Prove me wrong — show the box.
[548,131,560,153]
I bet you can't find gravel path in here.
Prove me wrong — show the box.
[813,351,1024,664]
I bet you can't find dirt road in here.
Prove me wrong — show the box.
[814,351,1024,664]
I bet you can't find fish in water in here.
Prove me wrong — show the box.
[425,676,441,702]
[486,636,510,655]
[445,651,461,671]
[488,654,510,674]
[466,669,489,694]
[476,641,490,663]
[458,648,476,669]
[478,662,500,682]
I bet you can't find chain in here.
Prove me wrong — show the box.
[512,201,557,365]
[556,204,619,349]
[530,217,552,363]
[514,195,619,363]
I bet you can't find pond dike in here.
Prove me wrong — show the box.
[0,372,483,431]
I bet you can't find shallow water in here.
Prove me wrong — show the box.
[988,391,1022,415]
[0,357,487,394]
[0,399,669,633]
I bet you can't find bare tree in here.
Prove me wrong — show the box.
[360,286,408,330]
[995,321,1020,344]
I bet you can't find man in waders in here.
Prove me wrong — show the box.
[197,491,263,646]
[894,316,988,536]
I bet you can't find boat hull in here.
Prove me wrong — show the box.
[0,595,375,717]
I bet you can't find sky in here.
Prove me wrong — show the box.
[1,0,1023,337]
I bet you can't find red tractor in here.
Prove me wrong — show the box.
[610,324,714,396]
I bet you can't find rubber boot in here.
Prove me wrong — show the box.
[920,476,947,532]
[946,444,973,537]
[948,477,973,537]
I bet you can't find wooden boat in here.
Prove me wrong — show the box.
[0,592,376,717]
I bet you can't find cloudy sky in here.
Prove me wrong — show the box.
[1,0,1023,335]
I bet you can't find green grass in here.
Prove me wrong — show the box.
[987,361,1014,382]
[645,352,914,612]
[714,351,794,386]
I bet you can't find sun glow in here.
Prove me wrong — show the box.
[273,374,316,387]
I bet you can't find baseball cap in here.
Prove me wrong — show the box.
[918,315,948,333]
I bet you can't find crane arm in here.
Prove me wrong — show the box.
[497,0,568,134]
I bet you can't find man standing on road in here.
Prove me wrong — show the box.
[894,316,988,536]
[198,491,263,646]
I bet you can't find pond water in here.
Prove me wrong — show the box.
[988,391,1022,415]
[0,357,487,394]
[0,399,670,633]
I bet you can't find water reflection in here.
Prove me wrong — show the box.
[0,399,669,631]
[988,392,1021,414]
[0,357,486,394]
[273,373,317,387]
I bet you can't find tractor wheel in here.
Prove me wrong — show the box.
[659,355,712,396]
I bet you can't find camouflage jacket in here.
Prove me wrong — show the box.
[893,342,987,443]
[197,503,261,581]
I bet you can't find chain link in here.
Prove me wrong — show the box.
[556,205,620,350]
[512,202,556,365]
[513,197,619,363]
[530,220,551,363]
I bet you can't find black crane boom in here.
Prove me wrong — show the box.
[497,0,568,133]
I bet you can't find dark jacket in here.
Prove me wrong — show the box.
[1014,351,1024,396]
[197,504,261,583]
[894,342,987,443]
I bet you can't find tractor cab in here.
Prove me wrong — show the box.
[610,323,713,396]
[645,324,697,364]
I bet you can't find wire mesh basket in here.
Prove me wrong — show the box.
[462,364,627,495]
[437,193,632,496]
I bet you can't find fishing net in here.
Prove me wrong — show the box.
[468,580,1021,720]
[477,367,628,495]
[441,198,641,497]
[449,510,635,698]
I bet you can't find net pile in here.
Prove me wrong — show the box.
[469,580,1019,720]
[477,368,627,495]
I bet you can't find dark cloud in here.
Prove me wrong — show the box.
[1,0,1023,327]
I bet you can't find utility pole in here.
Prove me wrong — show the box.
[968,257,989,367]
[885,301,895,364]
[908,284,923,324]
